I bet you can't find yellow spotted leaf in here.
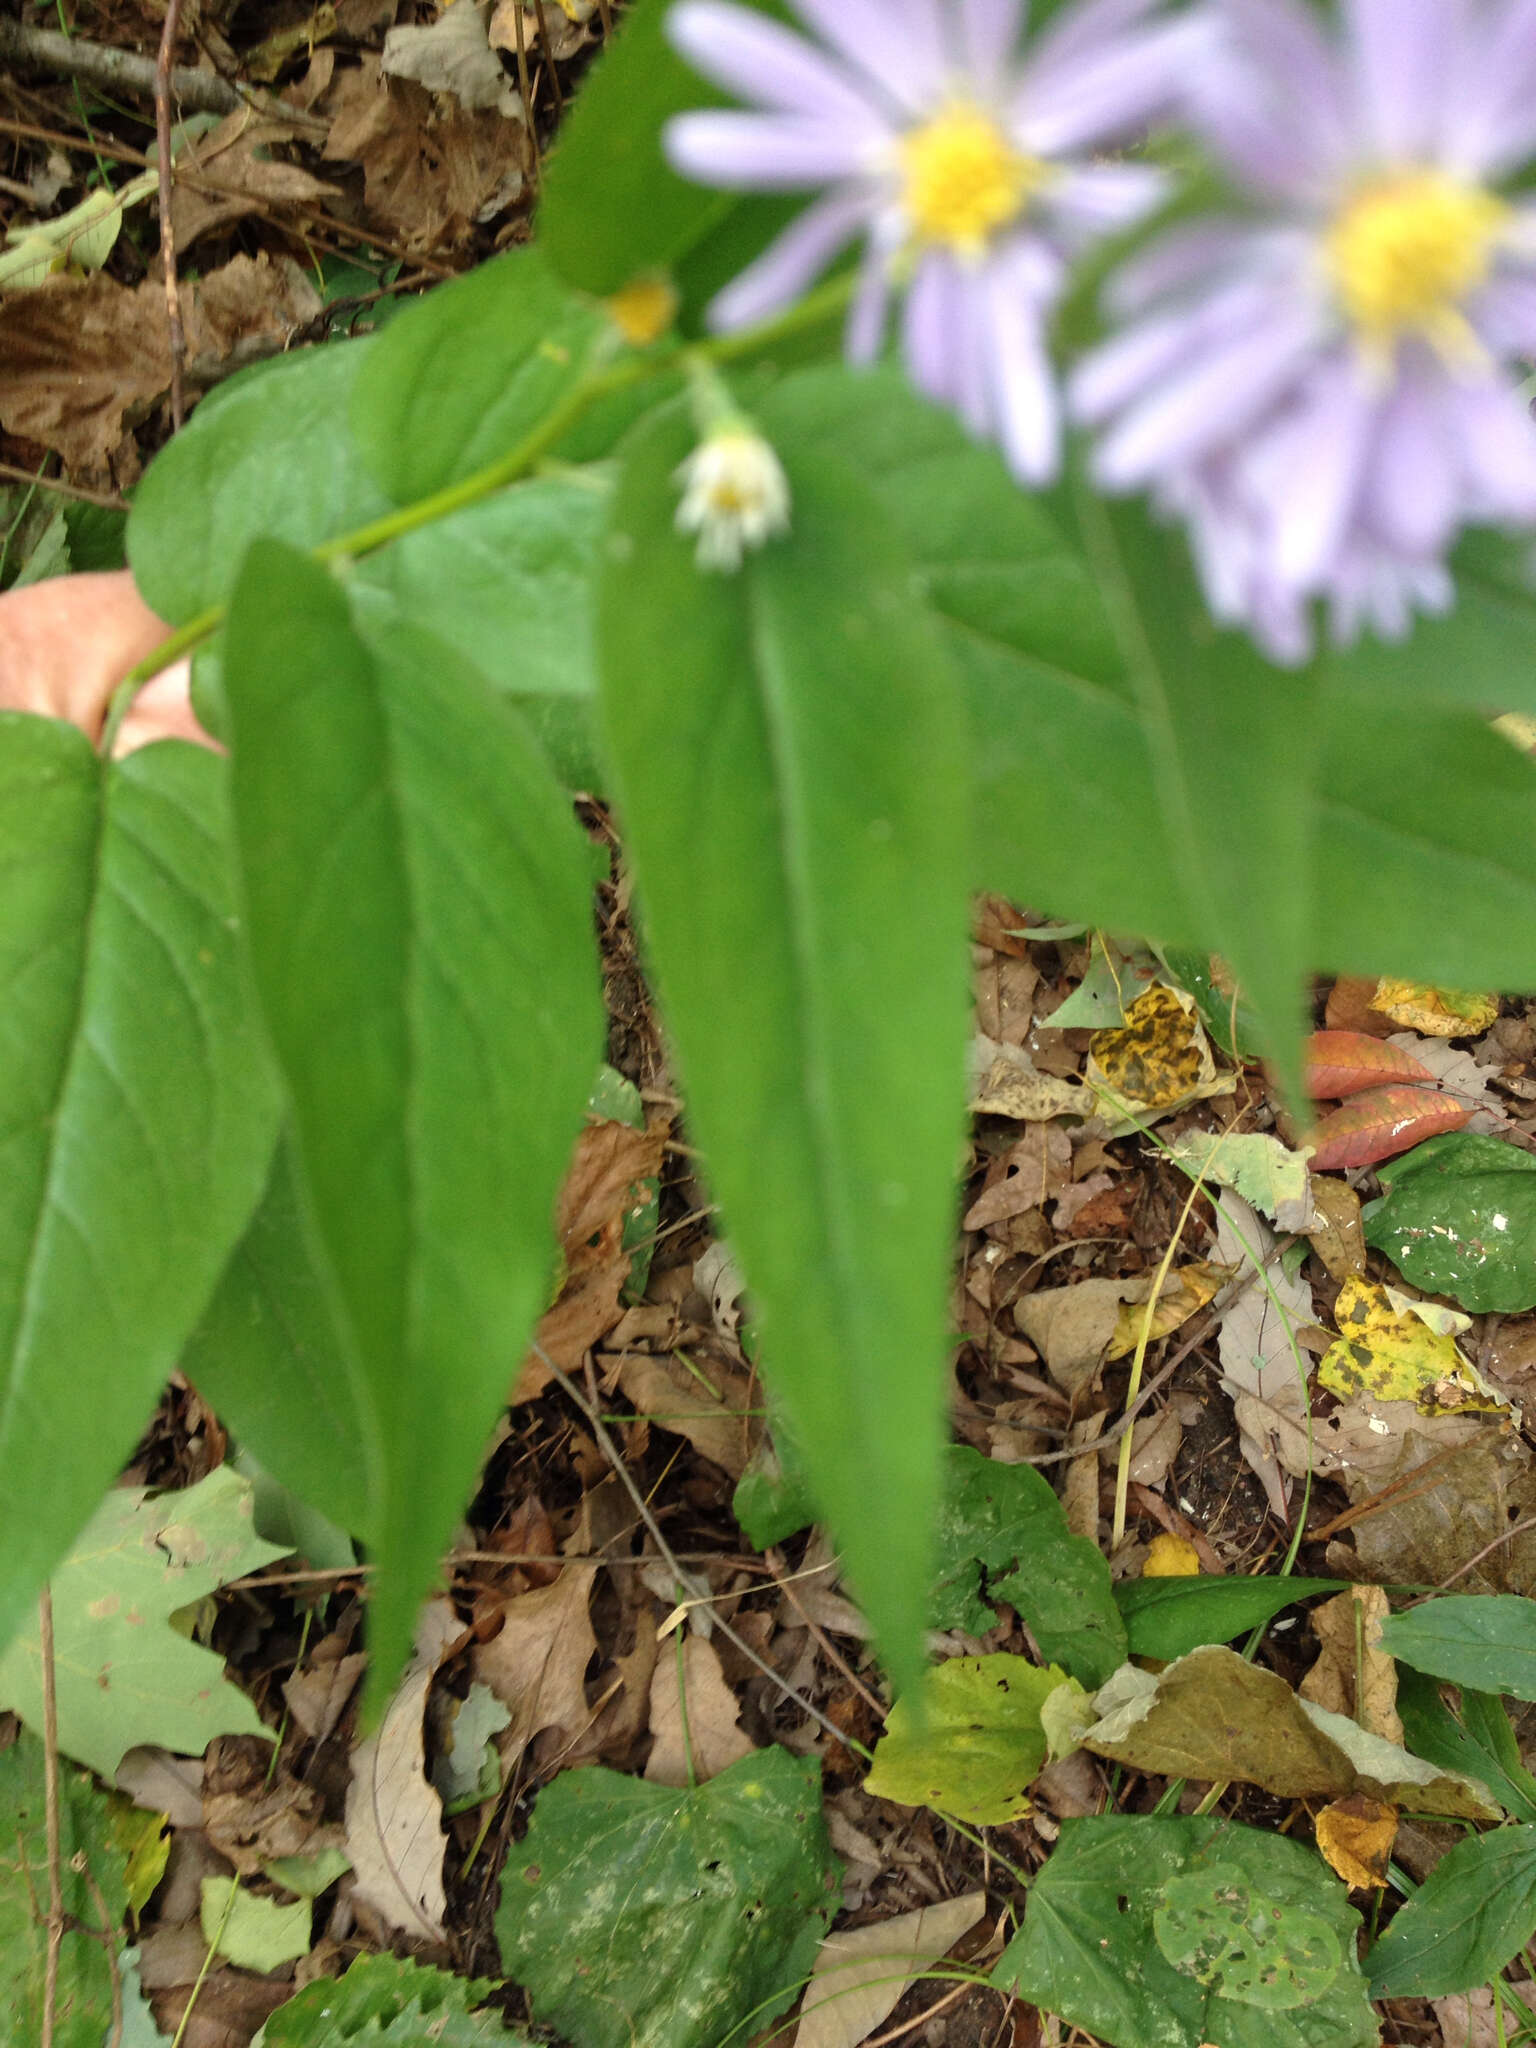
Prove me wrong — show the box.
[1370,980,1499,1038]
[1104,1262,1229,1363]
[1318,1277,1508,1418]
[1087,986,1232,1127]
[1314,1795,1397,1890]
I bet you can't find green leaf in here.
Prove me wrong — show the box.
[597,396,971,1694]
[932,1446,1126,1687]
[494,1746,838,2048]
[181,1138,374,1542]
[535,0,734,297]
[1314,688,1536,991]
[127,340,390,623]
[1113,1577,1346,1662]
[0,1465,286,1778]
[223,545,605,1710]
[201,1877,312,1972]
[864,1654,1064,1824]
[1379,1594,1536,1699]
[732,1428,818,1550]
[0,1732,130,2048]
[1362,1131,1536,1314]
[0,720,280,1655]
[1159,948,1264,1060]
[263,1846,352,1899]
[996,1816,1376,2048]
[257,1955,512,2045]
[350,246,604,504]
[1366,1826,1536,1998]
[1396,1669,1536,1824]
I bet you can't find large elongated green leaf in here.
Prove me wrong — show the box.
[222,545,605,1705]
[0,717,280,1653]
[597,398,971,1693]
[1367,1826,1536,1998]
[126,339,390,623]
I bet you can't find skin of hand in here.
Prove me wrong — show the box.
[0,568,211,755]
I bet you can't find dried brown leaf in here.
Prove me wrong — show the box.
[1299,1586,1403,1745]
[793,1892,987,2048]
[472,1565,598,1772]
[612,1349,758,1479]
[644,1631,755,1786]
[171,111,338,249]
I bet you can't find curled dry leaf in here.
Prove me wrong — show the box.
[792,1892,987,2048]
[343,1601,459,1942]
[1314,1795,1397,1890]
[471,1565,599,1774]
[1299,1586,1403,1745]
[1308,1084,1471,1171]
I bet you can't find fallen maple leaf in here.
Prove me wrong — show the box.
[1305,1030,1437,1099]
[1308,1085,1471,1170]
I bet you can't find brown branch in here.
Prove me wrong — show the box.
[153,0,188,431]
[0,461,127,510]
[39,1585,63,2048]
[0,18,243,114]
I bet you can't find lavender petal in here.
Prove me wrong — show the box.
[846,239,894,364]
[1443,0,1536,174]
[1040,163,1168,251]
[956,0,1026,87]
[983,243,1063,482]
[667,1,888,130]
[704,187,874,331]
[1363,369,1461,558]
[1236,357,1376,587]
[664,111,874,188]
[1451,376,1536,519]
[787,0,944,116]
[1345,0,1464,161]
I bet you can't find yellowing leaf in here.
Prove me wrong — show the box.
[1315,1795,1397,1890]
[605,274,678,346]
[1319,1277,1509,1418]
[1105,1261,1229,1362]
[864,1656,1065,1824]
[1087,985,1234,1128]
[200,1876,312,1972]
[1165,1129,1316,1231]
[1143,1535,1202,1578]
[1371,980,1499,1038]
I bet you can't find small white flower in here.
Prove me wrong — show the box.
[674,423,793,572]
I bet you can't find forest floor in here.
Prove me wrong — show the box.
[5,5,1536,2045]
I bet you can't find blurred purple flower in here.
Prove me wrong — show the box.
[664,0,1190,483]
[1074,0,1536,661]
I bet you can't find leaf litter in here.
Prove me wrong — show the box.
[10,13,1536,2034]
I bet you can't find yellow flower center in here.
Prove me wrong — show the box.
[899,103,1045,256]
[1325,168,1509,358]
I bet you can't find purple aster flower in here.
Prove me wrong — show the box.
[1073,0,1536,662]
[663,0,1193,484]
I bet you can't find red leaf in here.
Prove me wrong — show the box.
[1305,1030,1437,1101]
[1308,1085,1471,1171]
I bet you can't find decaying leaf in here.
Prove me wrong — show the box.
[1299,1587,1404,1745]
[343,1601,458,1941]
[793,1893,987,2048]
[1329,1433,1536,1597]
[1371,981,1500,1038]
[170,113,339,250]
[645,1633,755,1787]
[969,1036,1088,1121]
[1315,1796,1397,1890]
[381,0,525,117]
[1309,1084,1472,1171]
[1164,1129,1318,1231]
[1015,1276,1149,1396]
[472,1565,599,1774]
[1307,1176,1367,1282]
[1305,1030,1437,1098]
[1104,1262,1229,1363]
[612,1349,758,1480]
[964,1124,1072,1229]
[864,1656,1065,1825]
[1320,1277,1512,1420]
[1210,1195,1315,1513]
[1079,1646,1497,1818]
[1086,985,1234,1127]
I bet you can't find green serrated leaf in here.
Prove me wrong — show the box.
[1379,1594,1536,1699]
[1113,1576,1348,1662]
[0,1733,131,2048]
[257,1954,510,2045]
[864,1655,1064,1824]
[597,395,971,1695]
[932,1447,1126,1687]
[0,1466,286,1777]
[0,720,280,1657]
[996,1816,1376,2048]
[201,1877,312,1972]
[223,546,604,1713]
[496,1746,837,2048]
[1362,1131,1536,1313]
[127,340,390,624]
[350,246,604,504]
[1367,1825,1536,1999]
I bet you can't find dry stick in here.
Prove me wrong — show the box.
[0,16,243,113]
[38,1586,64,2048]
[153,0,188,431]
[507,2,539,181]
[0,459,126,510]
[529,0,563,113]
[763,1548,887,1720]
[1011,1312,1218,1468]
[531,1342,862,1748]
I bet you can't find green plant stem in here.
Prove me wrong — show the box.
[99,267,859,756]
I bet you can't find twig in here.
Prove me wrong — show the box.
[0,460,126,511]
[863,1977,981,2048]
[81,1867,124,2048]
[39,1585,64,2048]
[1011,1314,1217,1468]
[763,1548,886,1720]
[0,17,242,113]
[530,0,563,112]
[1429,1513,1536,1596]
[532,1342,863,1749]
[507,1,539,181]
[153,0,188,431]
